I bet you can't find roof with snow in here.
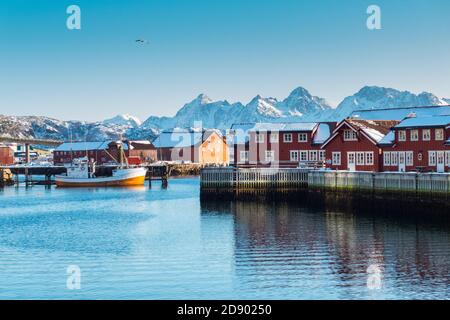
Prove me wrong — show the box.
[152,129,222,148]
[346,119,397,142]
[378,130,396,146]
[55,141,129,151]
[394,115,450,129]
[229,122,333,145]
[248,122,318,132]
[349,105,450,121]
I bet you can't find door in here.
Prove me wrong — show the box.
[437,151,445,173]
[398,152,406,172]
[347,152,356,171]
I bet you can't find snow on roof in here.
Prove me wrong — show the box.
[349,105,450,121]
[394,115,450,128]
[378,130,395,145]
[250,122,318,132]
[55,141,129,151]
[229,122,320,144]
[152,129,221,148]
[55,141,108,152]
[312,123,331,144]
[346,119,397,143]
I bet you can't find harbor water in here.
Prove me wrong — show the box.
[0,178,449,299]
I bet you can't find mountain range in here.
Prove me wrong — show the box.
[0,86,448,142]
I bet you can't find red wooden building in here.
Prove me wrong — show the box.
[152,129,229,165]
[53,140,157,165]
[321,119,398,171]
[0,146,14,165]
[230,122,335,168]
[380,115,450,173]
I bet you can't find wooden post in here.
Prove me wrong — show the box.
[25,143,30,164]
[0,168,4,188]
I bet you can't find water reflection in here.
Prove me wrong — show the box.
[201,200,450,299]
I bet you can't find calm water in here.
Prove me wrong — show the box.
[0,178,449,299]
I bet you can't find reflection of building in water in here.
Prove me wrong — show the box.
[200,199,450,298]
[325,212,385,286]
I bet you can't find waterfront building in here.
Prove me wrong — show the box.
[230,122,335,168]
[321,119,398,171]
[53,140,157,165]
[0,145,15,165]
[152,128,229,165]
[380,115,450,173]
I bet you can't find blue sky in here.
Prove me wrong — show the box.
[1,0,449,121]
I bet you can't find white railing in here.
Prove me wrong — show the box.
[201,168,450,194]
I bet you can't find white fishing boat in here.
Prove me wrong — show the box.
[55,142,147,187]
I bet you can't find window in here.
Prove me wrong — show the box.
[410,130,419,141]
[283,133,292,143]
[406,151,414,166]
[265,150,275,162]
[391,152,398,166]
[398,130,406,142]
[446,151,450,166]
[356,152,365,165]
[365,152,374,166]
[383,152,391,166]
[435,129,444,141]
[343,130,357,141]
[422,129,431,141]
[332,152,341,166]
[319,150,326,162]
[239,151,249,162]
[290,150,299,162]
[298,133,308,142]
[300,151,308,162]
[255,133,264,143]
[428,151,436,166]
[270,133,279,143]
[309,150,318,162]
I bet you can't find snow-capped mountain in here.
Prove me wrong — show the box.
[329,86,448,120]
[142,87,332,130]
[103,114,142,128]
[0,115,156,142]
[1,86,448,142]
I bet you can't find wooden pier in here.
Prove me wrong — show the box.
[200,167,450,206]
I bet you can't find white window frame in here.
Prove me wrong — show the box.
[239,151,249,163]
[255,133,264,143]
[445,151,450,166]
[332,152,341,166]
[265,150,275,162]
[319,150,326,162]
[365,152,374,166]
[422,129,431,141]
[391,152,398,166]
[270,133,279,143]
[398,130,406,142]
[435,129,444,141]
[300,151,308,162]
[383,152,391,166]
[410,129,419,141]
[406,151,414,166]
[343,129,357,141]
[428,151,436,166]
[356,152,365,165]
[309,150,318,162]
[290,150,299,162]
[298,133,308,143]
[283,133,292,143]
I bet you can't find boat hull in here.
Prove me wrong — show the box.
[55,168,146,188]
